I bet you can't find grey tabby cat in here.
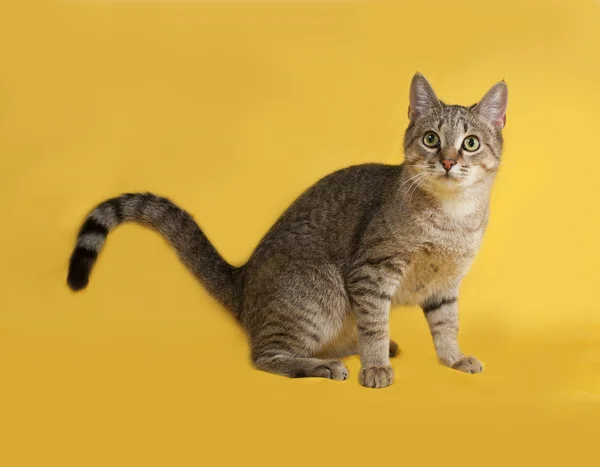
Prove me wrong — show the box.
[67,73,508,388]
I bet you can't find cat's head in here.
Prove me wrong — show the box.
[403,73,508,192]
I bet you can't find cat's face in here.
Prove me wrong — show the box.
[403,73,508,192]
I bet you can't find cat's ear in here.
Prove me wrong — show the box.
[473,81,508,129]
[408,72,441,120]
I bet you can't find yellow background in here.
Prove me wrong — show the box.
[1,0,599,465]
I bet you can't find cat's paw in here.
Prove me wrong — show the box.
[451,355,483,374]
[389,340,400,358]
[359,365,394,388]
[313,360,349,381]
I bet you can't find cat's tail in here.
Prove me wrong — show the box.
[67,193,241,314]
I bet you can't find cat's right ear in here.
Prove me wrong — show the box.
[408,73,441,120]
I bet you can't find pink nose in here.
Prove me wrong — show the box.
[441,159,457,172]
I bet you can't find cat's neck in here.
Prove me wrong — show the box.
[433,184,491,219]
[397,167,494,220]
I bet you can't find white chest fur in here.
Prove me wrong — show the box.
[438,192,481,219]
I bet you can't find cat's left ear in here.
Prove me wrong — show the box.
[473,81,508,129]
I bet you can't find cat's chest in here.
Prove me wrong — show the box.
[392,227,482,306]
[392,250,468,306]
[390,202,487,306]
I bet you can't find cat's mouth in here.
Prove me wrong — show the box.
[437,172,459,181]
[432,171,465,189]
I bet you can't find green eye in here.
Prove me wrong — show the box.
[423,132,440,148]
[462,136,480,151]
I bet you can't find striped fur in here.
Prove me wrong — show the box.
[67,73,507,388]
[68,193,240,312]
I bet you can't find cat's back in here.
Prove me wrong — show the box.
[250,163,401,261]
[294,162,399,208]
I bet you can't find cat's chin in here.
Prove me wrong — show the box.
[431,173,465,190]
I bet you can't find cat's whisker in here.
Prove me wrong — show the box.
[397,171,427,196]
[401,172,428,197]
[408,172,431,204]
[401,172,430,205]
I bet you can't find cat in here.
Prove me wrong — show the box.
[67,73,507,388]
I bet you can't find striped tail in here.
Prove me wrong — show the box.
[67,193,241,313]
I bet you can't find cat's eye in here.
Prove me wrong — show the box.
[423,132,440,148]
[462,136,480,152]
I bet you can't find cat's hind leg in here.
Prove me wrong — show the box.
[245,263,351,380]
[252,352,349,380]
[249,305,349,380]
[388,339,400,358]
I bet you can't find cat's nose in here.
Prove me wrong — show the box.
[440,159,457,172]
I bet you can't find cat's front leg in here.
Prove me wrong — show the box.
[353,298,393,388]
[421,292,483,374]
[347,268,401,388]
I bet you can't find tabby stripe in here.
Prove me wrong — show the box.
[353,256,404,275]
[431,319,451,328]
[262,332,297,341]
[352,296,388,312]
[484,142,500,160]
[346,274,380,288]
[151,200,172,227]
[422,297,457,314]
[78,218,108,238]
[405,134,420,148]
[354,302,389,317]
[284,304,322,330]
[72,246,98,261]
[351,287,392,301]
[265,310,321,339]
[357,326,386,338]
[262,327,320,344]
[253,339,296,353]
[107,198,124,224]
[272,313,320,332]
[136,193,153,217]
[380,262,403,276]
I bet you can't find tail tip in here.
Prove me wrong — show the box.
[67,269,90,291]
[67,248,97,291]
